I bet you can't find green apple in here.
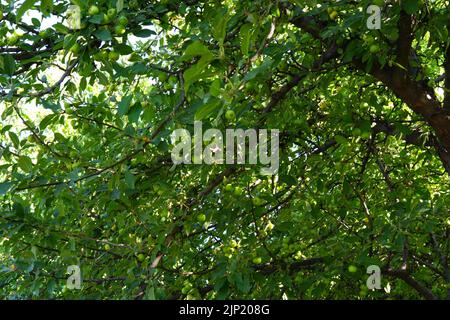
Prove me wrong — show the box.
[197,214,206,222]
[329,11,338,20]
[129,0,139,9]
[252,197,263,206]
[98,49,109,60]
[234,186,243,196]
[225,110,236,121]
[118,15,128,26]
[348,265,357,273]
[39,29,50,38]
[137,253,145,262]
[114,24,126,35]
[108,51,120,61]
[369,44,380,53]
[107,8,117,18]
[225,184,234,192]
[319,100,328,109]
[7,34,19,46]
[88,5,100,16]
[352,128,362,136]
[104,244,111,250]
[252,257,262,264]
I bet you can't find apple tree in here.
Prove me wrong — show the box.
[0,0,449,299]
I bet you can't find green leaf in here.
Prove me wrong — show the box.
[128,104,142,123]
[41,99,61,112]
[0,181,13,196]
[118,95,133,116]
[243,57,273,81]
[93,29,112,41]
[124,171,136,189]
[8,132,20,148]
[40,0,53,16]
[39,114,57,130]
[0,54,16,75]
[16,0,39,23]
[181,41,214,61]
[133,29,155,38]
[403,0,419,14]
[239,24,252,56]
[116,0,124,12]
[18,156,34,172]
[195,98,221,120]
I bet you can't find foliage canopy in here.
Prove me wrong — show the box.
[0,0,449,299]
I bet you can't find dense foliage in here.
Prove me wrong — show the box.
[0,0,449,299]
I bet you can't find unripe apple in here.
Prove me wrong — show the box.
[118,15,128,26]
[98,49,109,60]
[137,253,145,262]
[107,8,117,18]
[252,257,262,264]
[108,51,120,61]
[129,0,139,9]
[197,214,206,222]
[114,24,126,35]
[369,44,380,54]
[233,186,243,196]
[7,34,19,46]
[348,265,357,273]
[225,184,234,192]
[329,11,338,20]
[88,5,100,16]
[252,197,263,206]
[225,110,236,121]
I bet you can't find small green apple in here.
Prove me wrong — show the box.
[252,257,262,264]
[348,265,357,273]
[369,44,380,54]
[197,214,206,222]
[118,15,128,26]
[329,11,338,20]
[107,8,117,18]
[225,110,236,121]
[114,24,126,35]
[108,51,120,61]
[88,5,100,16]
[137,253,145,262]
[252,197,264,206]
